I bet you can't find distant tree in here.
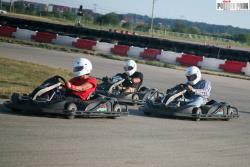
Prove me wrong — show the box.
[122,22,132,29]
[135,24,150,32]
[172,22,188,33]
[95,13,120,25]
[233,33,250,45]
[188,26,201,34]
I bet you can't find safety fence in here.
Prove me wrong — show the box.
[0,25,250,77]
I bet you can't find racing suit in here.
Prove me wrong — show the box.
[184,79,211,107]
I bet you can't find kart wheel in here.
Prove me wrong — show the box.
[192,108,201,121]
[108,104,121,119]
[113,104,122,113]
[132,94,139,104]
[143,111,152,116]
[65,103,77,119]
[11,93,20,103]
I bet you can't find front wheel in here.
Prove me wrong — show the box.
[65,103,77,119]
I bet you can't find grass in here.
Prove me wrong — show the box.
[0,57,73,99]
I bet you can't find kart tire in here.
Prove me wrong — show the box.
[113,103,122,113]
[11,93,20,103]
[144,111,152,116]
[109,104,121,119]
[65,103,77,119]
[132,94,139,103]
[192,108,201,121]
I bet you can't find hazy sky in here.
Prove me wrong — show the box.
[8,0,250,29]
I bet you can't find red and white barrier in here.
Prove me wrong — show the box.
[198,57,226,71]
[242,62,250,76]
[52,35,78,46]
[31,32,56,43]
[93,42,115,54]
[219,60,247,74]
[13,28,37,40]
[140,48,161,61]
[1,25,250,77]
[157,51,183,64]
[176,54,203,67]
[111,45,130,56]
[127,46,144,59]
[0,26,17,37]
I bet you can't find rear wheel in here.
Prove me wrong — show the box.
[192,108,201,121]
[65,103,77,119]
[108,104,121,119]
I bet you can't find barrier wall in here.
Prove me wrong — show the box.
[127,46,145,59]
[93,42,115,54]
[31,32,56,43]
[219,60,247,74]
[1,24,250,77]
[198,57,226,71]
[140,48,161,61]
[111,45,130,56]
[156,51,183,64]
[177,54,203,66]
[52,35,78,46]
[242,62,250,76]
[13,28,37,40]
[73,39,97,50]
[0,26,17,37]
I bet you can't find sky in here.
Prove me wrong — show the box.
[5,0,250,29]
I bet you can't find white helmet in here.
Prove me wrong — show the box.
[73,58,92,77]
[124,59,137,76]
[185,66,201,85]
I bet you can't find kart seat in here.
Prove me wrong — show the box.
[32,83,62,100]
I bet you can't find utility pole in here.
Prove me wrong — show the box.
[150,0,156,37]
[93,3,97,13]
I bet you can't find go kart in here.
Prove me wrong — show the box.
[4,75,128,119]
[96,75,157,105]
[141,84,239,121]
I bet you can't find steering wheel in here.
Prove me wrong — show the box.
[54,75,67,85]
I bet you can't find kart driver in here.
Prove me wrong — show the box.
[182,66,211,107]
[115,59,143,93]
[66,58,97,101]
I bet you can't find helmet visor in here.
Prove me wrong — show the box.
[73,66,84,72]
[186,74,197,82]
[124,66,133,71]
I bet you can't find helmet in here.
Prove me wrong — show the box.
[123,60,137,76]
[185,66,201,85]
[73,58,92,77]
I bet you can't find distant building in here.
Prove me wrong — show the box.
[14,1,48,12]
[48,4,71,13]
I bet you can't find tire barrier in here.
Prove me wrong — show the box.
[52,35,78,46]
[72,39,97,50]
[31,32,56,43]
[1,24,250,77]
[127,46,144,59]
[156,51,183,65]
[176,54,203,67]
[242,62,250,76]
[111,45,130,56]
[198,57,226,71]
[13,28,37,40]
[0,25,16,37]
[93,42,115,54]
[219,60,247,74]
[140,48,161,61]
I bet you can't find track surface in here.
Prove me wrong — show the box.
[0,43,250,167]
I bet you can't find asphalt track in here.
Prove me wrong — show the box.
[0,43,250,167]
